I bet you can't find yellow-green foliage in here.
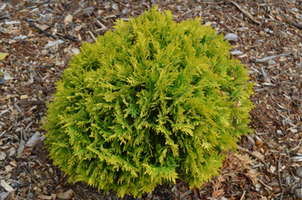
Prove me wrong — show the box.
[43,7,254,197]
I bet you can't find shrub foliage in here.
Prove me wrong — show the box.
[43,7,254,197]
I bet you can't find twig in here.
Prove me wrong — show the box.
[0,107,12,117]
[14,102,24,116]
[24,18,57,39]
[95,19,107,30]
[240,191,246,200]
[56,33,79,42]
[252,52,291,63]
[259,179,273,191]
[0,130,6,137]
[11,183,31,189]
[88,31,96,42]
[25,18,79,42]
[261,66,271,83]
[20,100,46,106]
[62,35,78,42]
[24,121,34,131]
[287,19,302,30]
[229,0,261,25]
[278,155,284,200]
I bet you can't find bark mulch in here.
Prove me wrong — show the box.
[1,0,302,199]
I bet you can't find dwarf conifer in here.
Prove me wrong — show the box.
[43,7,254,197]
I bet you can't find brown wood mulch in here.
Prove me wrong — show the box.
[1,0,302,199]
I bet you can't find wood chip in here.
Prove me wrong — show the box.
[1,180,14,192]
[57,189,74,199]
[20,95,28,100]
[26,132,41,148]
[64,14,73,25]
[0,151,6,160]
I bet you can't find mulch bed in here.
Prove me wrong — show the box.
[1,0,302,199]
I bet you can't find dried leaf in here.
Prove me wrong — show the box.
[245,169,259,185]
[212,179,224,198]
[0,53,9,60]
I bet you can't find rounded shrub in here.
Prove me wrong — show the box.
[43,7,254,197]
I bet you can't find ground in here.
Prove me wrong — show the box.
[0,0,302,199]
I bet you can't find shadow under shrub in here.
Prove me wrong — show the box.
[43,7,254,198]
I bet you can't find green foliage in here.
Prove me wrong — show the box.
[43,7,254,198]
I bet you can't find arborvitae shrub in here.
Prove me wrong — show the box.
[43,7,254,198]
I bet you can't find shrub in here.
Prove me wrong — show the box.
[43,7,254,198]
